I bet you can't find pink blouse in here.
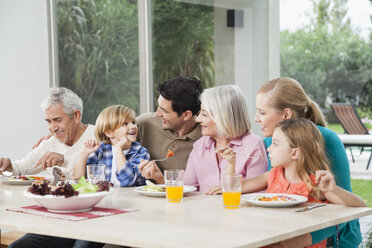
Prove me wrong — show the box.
[184,132,268,193]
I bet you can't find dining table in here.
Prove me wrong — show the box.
[0,181,372,248]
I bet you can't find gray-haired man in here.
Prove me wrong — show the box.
[0,87,95,177]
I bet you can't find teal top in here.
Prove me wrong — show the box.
[264,125,362,247]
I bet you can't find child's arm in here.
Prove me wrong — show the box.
[72,139,100,179]
[115,143,150,187]
[115,137,131,171]
[316,170,366,207]
[241,171,269,194]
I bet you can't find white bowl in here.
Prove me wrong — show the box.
[24,188,114,213]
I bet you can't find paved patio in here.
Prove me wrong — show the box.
[347,148,372,246]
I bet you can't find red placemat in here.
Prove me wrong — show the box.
[7,205,138,221]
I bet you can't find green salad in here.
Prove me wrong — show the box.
[143,180,165,192]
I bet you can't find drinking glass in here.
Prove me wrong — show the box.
[222,174,242,209]
[86,164,106,183]
[164,169,184,203]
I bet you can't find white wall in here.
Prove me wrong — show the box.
[214,0,280,136]
[0,0,50,160]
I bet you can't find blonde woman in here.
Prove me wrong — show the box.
[255,77,362,247]
[184,85,268,193]
[240,119,366,248]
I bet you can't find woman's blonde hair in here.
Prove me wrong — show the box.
[276,118,330,200]
[94,105,136,144]
[200,85,251,138]
[259,77,326,127]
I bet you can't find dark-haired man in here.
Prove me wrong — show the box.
[137,77,203,184]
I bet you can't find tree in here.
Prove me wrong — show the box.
[281,0,371,115]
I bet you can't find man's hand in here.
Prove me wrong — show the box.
[32,133,52,150]
[0,158,13,174]
[34,152,64,170]
[138,160,164,184]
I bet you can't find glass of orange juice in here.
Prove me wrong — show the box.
[222,174,242,209]
[164,169,184,203]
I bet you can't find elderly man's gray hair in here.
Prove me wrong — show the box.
[41,87,83,116]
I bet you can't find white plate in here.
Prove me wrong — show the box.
[133,184,197,197]
[242,193,308,207]
[24,188,114,213]
[0,175,48,185]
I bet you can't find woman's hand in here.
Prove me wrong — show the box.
[82,139,100,155]
[315,170,336,193]
[216,146,236,175]
[206,185,222,195]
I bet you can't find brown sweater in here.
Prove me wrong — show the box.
[136,112,202,172]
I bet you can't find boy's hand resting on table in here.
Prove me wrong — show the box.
[138,160,164,184]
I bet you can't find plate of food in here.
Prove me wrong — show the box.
[0,175,47,185]
[133,180,197,197]
[242,193,308,207]
[24,177,113,213]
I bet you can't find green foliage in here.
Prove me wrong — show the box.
[57,0,216,122]
[152,0,215,94]
[326,123,344,134]
[281,0,372,110]
[57,0,139,124]
[351,179,372,207]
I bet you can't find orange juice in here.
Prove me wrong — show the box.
[166,186,183,202]
[222,192,241,209]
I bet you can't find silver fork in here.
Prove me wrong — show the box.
[152,156,170,162]
[296,203,327,212]
[235,151,263,159]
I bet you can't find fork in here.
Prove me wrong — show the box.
[296,203,327,212]
[235,151,263,159]
[152,156,170,162]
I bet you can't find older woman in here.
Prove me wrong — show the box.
[184,85,268,193]
[254,77,361,248]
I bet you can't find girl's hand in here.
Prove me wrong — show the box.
[82,139,99,155]
[116,136,131,151]
[316,170,336,193]
[206,185,222,195]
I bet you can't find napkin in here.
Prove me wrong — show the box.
[7,205,138,221]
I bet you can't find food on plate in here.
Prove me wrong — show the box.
[8,175,45,181]
[143,180,165,192]
[256,195,296,202]
[166,149,174,158]
[27,176,112,198]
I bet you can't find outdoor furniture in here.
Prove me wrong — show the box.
[331,103,372,170]
[0,183,372,248]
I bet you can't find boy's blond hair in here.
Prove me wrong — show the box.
[94,105,136,144]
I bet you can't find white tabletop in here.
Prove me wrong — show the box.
[1,183,371,248]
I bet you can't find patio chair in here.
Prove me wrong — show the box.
[330,103,372,170]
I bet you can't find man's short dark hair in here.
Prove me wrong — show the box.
[157,76,203,116]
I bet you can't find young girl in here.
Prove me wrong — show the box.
[239,118,366,248]
[72,105,149,187]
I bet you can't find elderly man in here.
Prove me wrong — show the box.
[137,76,203,184]
[4,87,103,248]
[0,87,94,178]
